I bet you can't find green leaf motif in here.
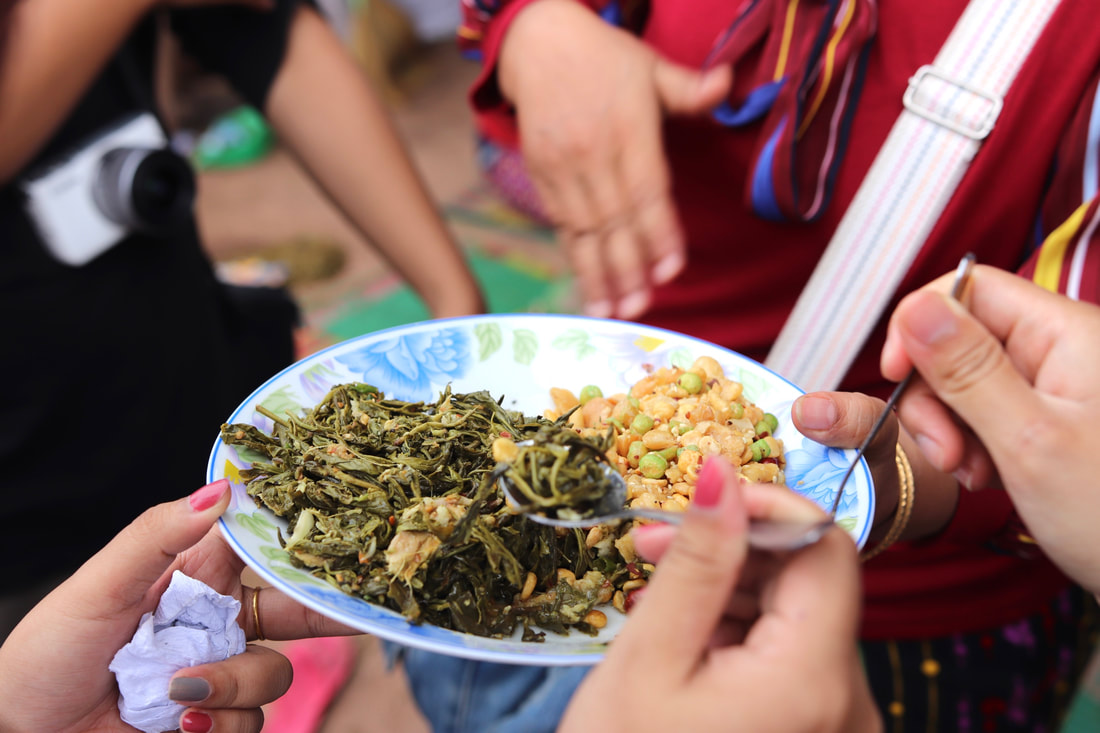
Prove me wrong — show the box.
[261,546,291,563]
[476,323,503,360]
[836,516,858,532]
[669,348,693,370]
[513,328,538,365]
[235,512,274,540]
[302,361,340,384]
[274,566,312,583]
[249,511,277,531]
[259,386,302,422]
[553,329,594,360]
[740,371,769,403]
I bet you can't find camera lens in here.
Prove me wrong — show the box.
[92,147,196,234]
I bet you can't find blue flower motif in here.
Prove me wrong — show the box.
[335,328,471,402]
[784,442,858,513]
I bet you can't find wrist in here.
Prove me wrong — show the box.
[861,443,915,562]
[869,433,959,544]
[424,287,487,319]
[498,0,595,103]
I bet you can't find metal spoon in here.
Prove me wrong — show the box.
[497,251,978,552]
[497,460,833,551]
[819,251,976,519]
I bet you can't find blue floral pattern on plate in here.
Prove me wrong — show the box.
[335,329,470,402]
[208,314,873,666]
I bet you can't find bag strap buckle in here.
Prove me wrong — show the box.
[902,64,1003,140]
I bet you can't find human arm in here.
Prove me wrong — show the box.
[0,0,272,184]
[0,479,356,733]
[263,5,485,319]
[472,0,729,319]
[559,458,881,732]
[880,264,1100,596]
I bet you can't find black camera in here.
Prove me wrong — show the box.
[92,146,196,235]
[22,113,196,266]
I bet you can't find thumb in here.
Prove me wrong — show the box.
[65,479,233,614]
[654,59,732,115]
[893,289,1044,458]
[611,457,748,679]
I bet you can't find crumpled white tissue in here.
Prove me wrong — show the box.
[109,570,247,733]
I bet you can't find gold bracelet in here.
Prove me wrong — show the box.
[860,443,916,562]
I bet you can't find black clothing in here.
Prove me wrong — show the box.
[0,3,306,591]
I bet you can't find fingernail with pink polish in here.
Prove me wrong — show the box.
[189,478,229,512]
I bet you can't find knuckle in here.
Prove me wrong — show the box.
[932,339,1004,394]
[1011,414,1072,460]
[834,394,896,447]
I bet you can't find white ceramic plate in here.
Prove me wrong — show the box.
[207,314,873,666]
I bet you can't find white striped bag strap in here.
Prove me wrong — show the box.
[764,0,1063,393]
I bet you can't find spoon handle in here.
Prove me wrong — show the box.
[827,252,976,517]
[608,509,833,552]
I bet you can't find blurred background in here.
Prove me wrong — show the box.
[169,0,574,361]
[158,3,570,730]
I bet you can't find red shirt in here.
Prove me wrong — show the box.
[461,0,1100,638]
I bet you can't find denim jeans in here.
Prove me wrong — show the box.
[386,643,590,733]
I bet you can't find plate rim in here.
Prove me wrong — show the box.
[207,313,874,665]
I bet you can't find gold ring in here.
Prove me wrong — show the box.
[251,586,266,641]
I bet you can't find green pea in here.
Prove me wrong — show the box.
[579,384,603,405]
[627,441,647,468]
[658,446,679,461]
[677,372,704,394]
[730,402,745,419]
[750,438,771,462]
[754,413,779,436]
[630,414,654,435]
[638,452,668,479]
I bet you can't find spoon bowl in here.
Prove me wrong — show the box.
[496,457,835,552]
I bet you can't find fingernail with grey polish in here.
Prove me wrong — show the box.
[169,677,211,703]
